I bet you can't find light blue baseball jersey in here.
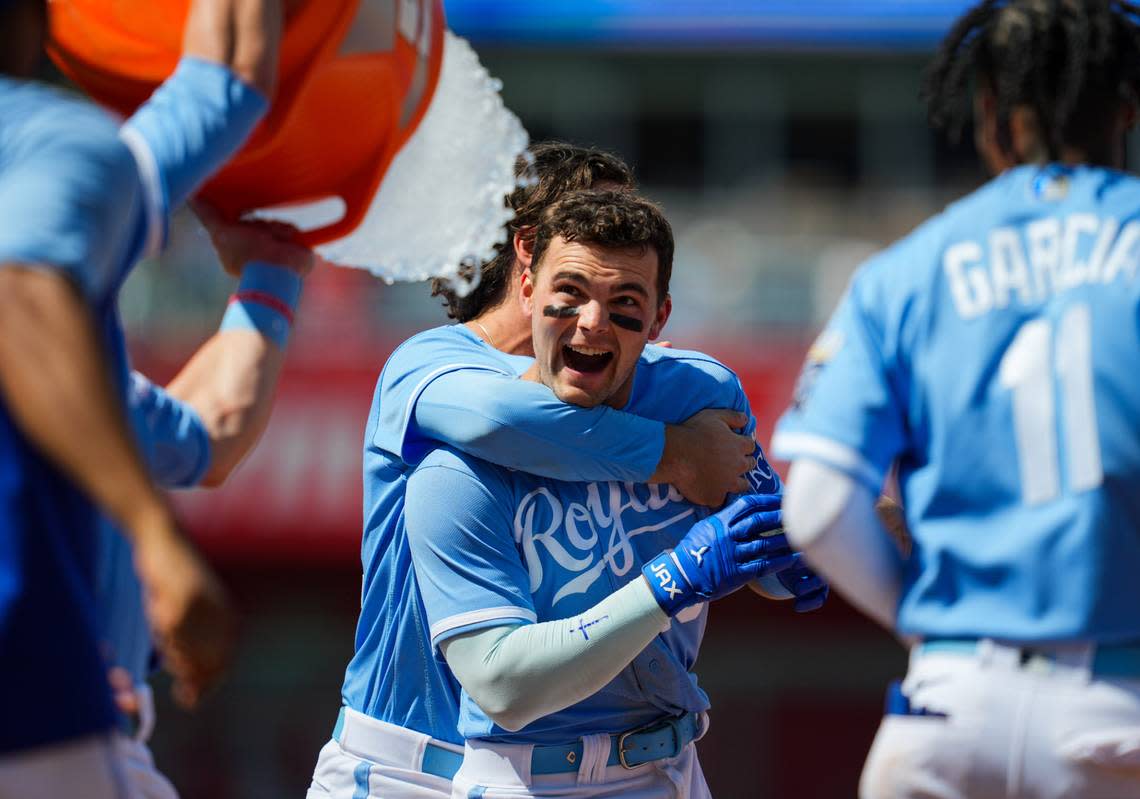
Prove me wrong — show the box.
[98,374,211,684]
[1,59,262,753]
[0,76,144,753]
[90,58,266,687]
[774,164,1140,643]
[341,324,669,744]
[406,345,779,744]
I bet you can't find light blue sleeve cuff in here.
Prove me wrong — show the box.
[127,372,212,488]
[120,55,268,251]
[429,607,537,651]
[771,430,886,494]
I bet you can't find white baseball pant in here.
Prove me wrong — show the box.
[860,640,1140,799]
[114,682,179,799]
[307,708,462,799]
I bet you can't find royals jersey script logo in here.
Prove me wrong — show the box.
[513,481,694,606]
[512,450,778,608]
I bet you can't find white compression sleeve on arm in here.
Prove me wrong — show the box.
[440,577,670,732]
[782,459,904,631]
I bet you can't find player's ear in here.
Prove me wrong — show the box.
[520,268,536,318]
[973,85,1015,174]
[514,228,536,269]
[648,295,672,341]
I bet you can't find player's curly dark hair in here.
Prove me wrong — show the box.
[923,0,1140,163]
[430,142,635,322]
[531,189,674,304]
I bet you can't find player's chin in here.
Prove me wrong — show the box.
[553,370,612,409]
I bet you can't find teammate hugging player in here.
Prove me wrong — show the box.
[404,190,824,799]
[307,144,826,799]
[775,2,1140,798]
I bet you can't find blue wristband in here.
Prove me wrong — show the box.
[235,261,303,307]
[219,261,302,348]
[642,552,691,617]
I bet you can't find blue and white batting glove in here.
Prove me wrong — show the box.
[642,494,798,617]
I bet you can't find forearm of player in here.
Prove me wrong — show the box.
[0,265,174,536]
[181,0,282,96]
[165,330,285,487]
[651,409,757,507]
[413,374,665,482]
[440,578,668,732]
[782,459,904,630]
[166,262,300,487]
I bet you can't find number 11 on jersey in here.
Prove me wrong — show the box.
[999,303,1103,506]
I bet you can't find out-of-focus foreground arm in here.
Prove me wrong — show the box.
[0,266,233,706]
[0,266,174,543]
[782,458,904,631]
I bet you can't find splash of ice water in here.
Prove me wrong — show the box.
[259,32,529,297]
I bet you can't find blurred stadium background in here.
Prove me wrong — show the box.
[108,2,1140,797]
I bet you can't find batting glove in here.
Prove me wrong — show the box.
[775,564,830,613]
[642,493,798,617]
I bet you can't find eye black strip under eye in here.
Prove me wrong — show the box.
[544,304,644,332]
[609,313,643,332]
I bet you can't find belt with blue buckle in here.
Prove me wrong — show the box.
[530,711,702,775]
[918,638,1140,678]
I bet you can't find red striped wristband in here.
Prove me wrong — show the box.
[228,290,296,326]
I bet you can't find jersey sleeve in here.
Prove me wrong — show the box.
[659,350,782,496]
[120,56,268,256]
[127,372,212,489]
[412,373,664,481]
[718,364,783,496]
[772,264,908,492]
[0,107,138,303]
[375,331,664,481]
[404,451,536,649]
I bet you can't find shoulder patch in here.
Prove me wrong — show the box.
[791,327,845,411]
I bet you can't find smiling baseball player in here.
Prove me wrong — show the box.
[775,2,1140,798]
[404,190,825,799]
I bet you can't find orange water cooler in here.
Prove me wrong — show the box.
[48,0,445,247]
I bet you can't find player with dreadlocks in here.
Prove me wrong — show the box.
[772,2,1140,797]
[926,0,1140,171]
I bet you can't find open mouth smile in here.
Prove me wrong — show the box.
[562,343,614,373]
